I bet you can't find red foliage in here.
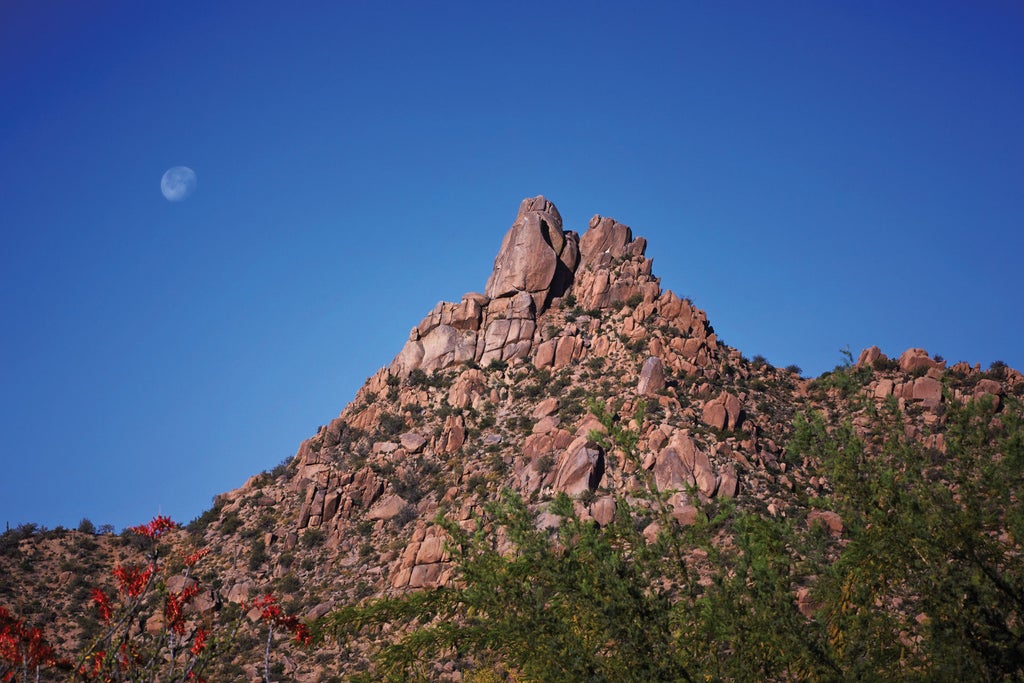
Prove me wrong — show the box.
[128,515,176,540]
[112,563,154,598]
[90,588,112,622]
[3,517,312,682]
[0,606,62,680]
[164,583,200,635]
[190,628,208,656]
[252,594,313,646]
[182,548,209,567]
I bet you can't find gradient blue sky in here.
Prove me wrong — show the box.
[2,1,1022,532]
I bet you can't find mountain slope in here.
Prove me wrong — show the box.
[2,196,1022,681]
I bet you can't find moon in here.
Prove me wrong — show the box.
[160,166,197,202]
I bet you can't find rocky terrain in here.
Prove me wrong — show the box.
[2,196,1021,681]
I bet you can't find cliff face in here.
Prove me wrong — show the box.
[3,196,1022,681]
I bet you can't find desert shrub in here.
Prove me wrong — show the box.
[220,510,243,535]
[248,538,268,570]
[301,528,326,548]
[277,573,301,594]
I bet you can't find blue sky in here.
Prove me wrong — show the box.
[2,1,1022,532]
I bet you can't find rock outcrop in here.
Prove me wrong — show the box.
[392,196,578,377]
[485,196,579,311]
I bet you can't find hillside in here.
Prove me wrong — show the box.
[2,196,1022,681]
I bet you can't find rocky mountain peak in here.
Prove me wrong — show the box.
[5,195,1024,682]
[391,196,674,378]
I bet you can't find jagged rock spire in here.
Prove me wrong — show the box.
[389,196,699,378]
[484,195,579,312]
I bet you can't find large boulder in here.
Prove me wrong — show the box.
[899,348,945,374]
[579,215,634,267]
[637,356,666,396]
[553,436,604,495]
[484,196,579,311]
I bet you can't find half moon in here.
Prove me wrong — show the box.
[161,166,197,202]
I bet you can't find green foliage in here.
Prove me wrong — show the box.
[219,510,242,535]
[249,538,268,570]
[319,394,1024,681]
[0,525,37,558]
[407,368,452,389]
[322,490,694,682]
[301,528,326,548]
[376,412,407,438]
[794,397,1024,680]
[536,454,555,475]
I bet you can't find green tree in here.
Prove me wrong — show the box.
[795,396,1024,680]
[322,394,1024,681]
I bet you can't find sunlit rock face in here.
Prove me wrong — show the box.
[391,195,681,379]
[485,195,579,312]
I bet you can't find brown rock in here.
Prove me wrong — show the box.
[899,348,945,373]
[448,368,487,408]
[874,379,894,398]
[553,436,604,495]
[372,441,399,455]
[647,428,669,452]
[534,338,557,367]
[484,196,578,311]
[668,492,699,526]
[694,461,718,497]
[479,301,537,365]
[532,416,560,434]
[637,356,666,397]
[306,602,334,620]
[701,401,726,431]
[408,563,444,589]
[532,397,561,419]
[975,378,1002,398]
[414,536,448,565]
[701,391,741,431]
[553,336,585,368]
[367,494,408,521]
[227,582,254,604]
[857,346,883,368]
[438,414,466,454]
[579,215,634,267]
[590,497,617,526]
[718,464,739,498]
[392,323,479,376]
[399,432,428,454]
[653,432,703,491]
[165,575,197,594]
[912,376,943,405]
[808,510,843,536]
